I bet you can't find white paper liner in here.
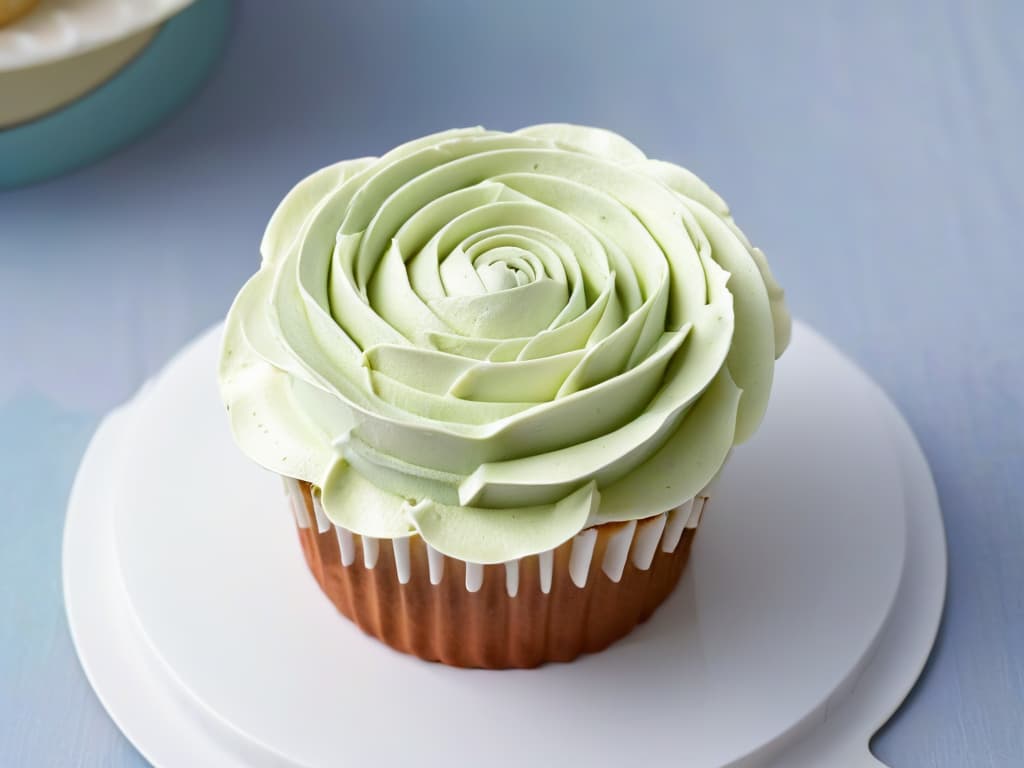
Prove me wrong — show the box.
[361,536,379,569]
[465,562,484,593]
[631,512,667,570]
[538,549,554,594]
[425,543,445,585]
[505,560,520,598]
[392,537,411,584]
[335,525,355,566]
[291,483,709,594]
[310,491,331,534]
[601,520,637,583]
[661,498,692,553]
[569,529,598,588]
[283,477,311,529]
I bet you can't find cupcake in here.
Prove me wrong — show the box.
[0,0,37,26]
[219,124,790,668]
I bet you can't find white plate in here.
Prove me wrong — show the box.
[63,321,946,767]
[0,0,193,71]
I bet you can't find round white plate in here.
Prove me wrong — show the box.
[63,321,946,768]
[0,0,193,71]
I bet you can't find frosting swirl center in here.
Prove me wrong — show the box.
[219,124,791,563]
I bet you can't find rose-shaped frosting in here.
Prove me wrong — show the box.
[220,124,790,563]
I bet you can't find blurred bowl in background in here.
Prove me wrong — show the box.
[0,0,228,188]
[0,0,192,69]
[0,27,157,127]
[0,0,40,28]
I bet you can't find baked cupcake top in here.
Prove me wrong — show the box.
[219,124,790,563]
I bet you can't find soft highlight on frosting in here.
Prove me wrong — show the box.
[219,124,790,563]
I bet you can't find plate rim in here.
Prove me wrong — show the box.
[62,320,947,768]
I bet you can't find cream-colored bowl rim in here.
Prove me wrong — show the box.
[0,0,192,72]
[0,23,156,128]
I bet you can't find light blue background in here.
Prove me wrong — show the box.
[2,2,1022,765]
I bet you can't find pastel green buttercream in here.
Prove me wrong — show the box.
[219,124,791,564]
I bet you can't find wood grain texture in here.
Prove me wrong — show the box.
[1,0,1021,765]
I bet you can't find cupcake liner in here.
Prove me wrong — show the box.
[283,477,707,669]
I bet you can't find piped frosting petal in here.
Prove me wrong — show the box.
[219,123,791,562]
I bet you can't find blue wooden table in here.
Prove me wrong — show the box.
[2,2,1021,765]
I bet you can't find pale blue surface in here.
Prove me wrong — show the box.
[1,1,1022,766]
